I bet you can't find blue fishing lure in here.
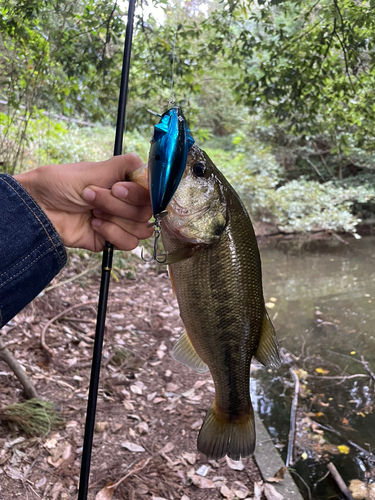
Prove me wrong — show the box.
[149,106,195,217]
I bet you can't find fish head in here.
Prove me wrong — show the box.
[164,145,227,244]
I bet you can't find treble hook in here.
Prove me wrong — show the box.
[141,212,168,263]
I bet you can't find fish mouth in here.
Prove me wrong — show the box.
[164,202,211,243]
[169,200,210,220]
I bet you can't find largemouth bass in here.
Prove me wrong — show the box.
[129,144,280,460]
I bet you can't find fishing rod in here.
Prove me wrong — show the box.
[77,0,136,498]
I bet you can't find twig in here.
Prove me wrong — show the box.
[108,457,151,489]
[41,301,98,356]
[310,374,368,380]
[0,337,38,399]
[44,263,101,292]
[310,420,373,457]
[289,469,312,500]
[327,462,355,500]
[286,368,300,467]
[360,356,375,382]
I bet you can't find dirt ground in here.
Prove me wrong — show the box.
[0,250,268,500]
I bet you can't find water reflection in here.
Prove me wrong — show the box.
[251,235,375,499]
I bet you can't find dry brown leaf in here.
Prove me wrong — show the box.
[182,452,197,465]
[121,441,145,452]
[189,475,216,489]
[166,382,180,392]
[95,482,114,500]
[136,421,149,434]
[130,384,142,395]
[191,418,203,430]
[221,484,235,499]
[159,442,174,454]
[266,466,287,483]
[264,483,284,500]
[349,479,375,500]
[95,422,109,433]
[232,481,250,499]
[254,481,264,500]
[123,400,135,411]
[225,456,244,471]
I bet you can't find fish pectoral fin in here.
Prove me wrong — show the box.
[172,331,209,373]
[254,310,281,369]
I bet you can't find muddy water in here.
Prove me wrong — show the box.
[253,235,375,499]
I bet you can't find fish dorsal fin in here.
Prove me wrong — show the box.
[172,331,209,373]
[254,310,281,369]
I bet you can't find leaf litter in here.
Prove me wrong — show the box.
[0,252,265,499]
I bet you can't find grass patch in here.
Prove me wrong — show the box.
[0,399,63,436]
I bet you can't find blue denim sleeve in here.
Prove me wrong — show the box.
[0,174,67,328]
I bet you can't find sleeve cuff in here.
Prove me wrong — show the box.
[0,174,67,328]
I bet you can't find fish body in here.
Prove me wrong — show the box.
[149,106,195,216]
[129,144,280,460]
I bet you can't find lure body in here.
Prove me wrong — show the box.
[149,106,195,217]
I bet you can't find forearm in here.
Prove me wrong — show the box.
[0,174,67,328]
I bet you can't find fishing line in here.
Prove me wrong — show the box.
[169,5,178,107]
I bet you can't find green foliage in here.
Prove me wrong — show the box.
[0,399,62,435]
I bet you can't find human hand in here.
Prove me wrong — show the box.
[14,154,153,252]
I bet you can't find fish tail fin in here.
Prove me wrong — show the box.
[197,402,255,461]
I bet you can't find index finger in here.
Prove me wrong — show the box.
[111,180,151,206]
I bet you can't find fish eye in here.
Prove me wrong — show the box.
[193,162,206,177]
[155,154,160,161]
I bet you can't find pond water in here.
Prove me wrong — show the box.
[253,235,375,499]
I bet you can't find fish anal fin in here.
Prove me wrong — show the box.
[197,402,255,460]
[254,310,281,369]
[172,331,209,373]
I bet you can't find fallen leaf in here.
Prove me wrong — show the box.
[123,400,135,411]
[189,475,216,489]
[315,368,329,375]
[254,481,264,500]
[338,445,350,454]
[159,442,174,454]
[191,418,203,430]
[34,477,47,488]
[342,417,349,425]
[181,496,191,500]
[301,452,308,460]
[95,422,109,433]
[182,452,196,465]
[130,384,142,395]
[166,382,180,392]
[264,483,284,500]
[220,484,235,499]
[349,479,375,500]
[266,466,287,483]
[232,481,250,498]
[121,441,145,452]
[95,482,114,500]
[225,456,244,471]
[136,422,149,434]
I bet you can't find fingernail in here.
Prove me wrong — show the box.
[112,185,129,199]
[82,188,96,202]
[92,218,102,228]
